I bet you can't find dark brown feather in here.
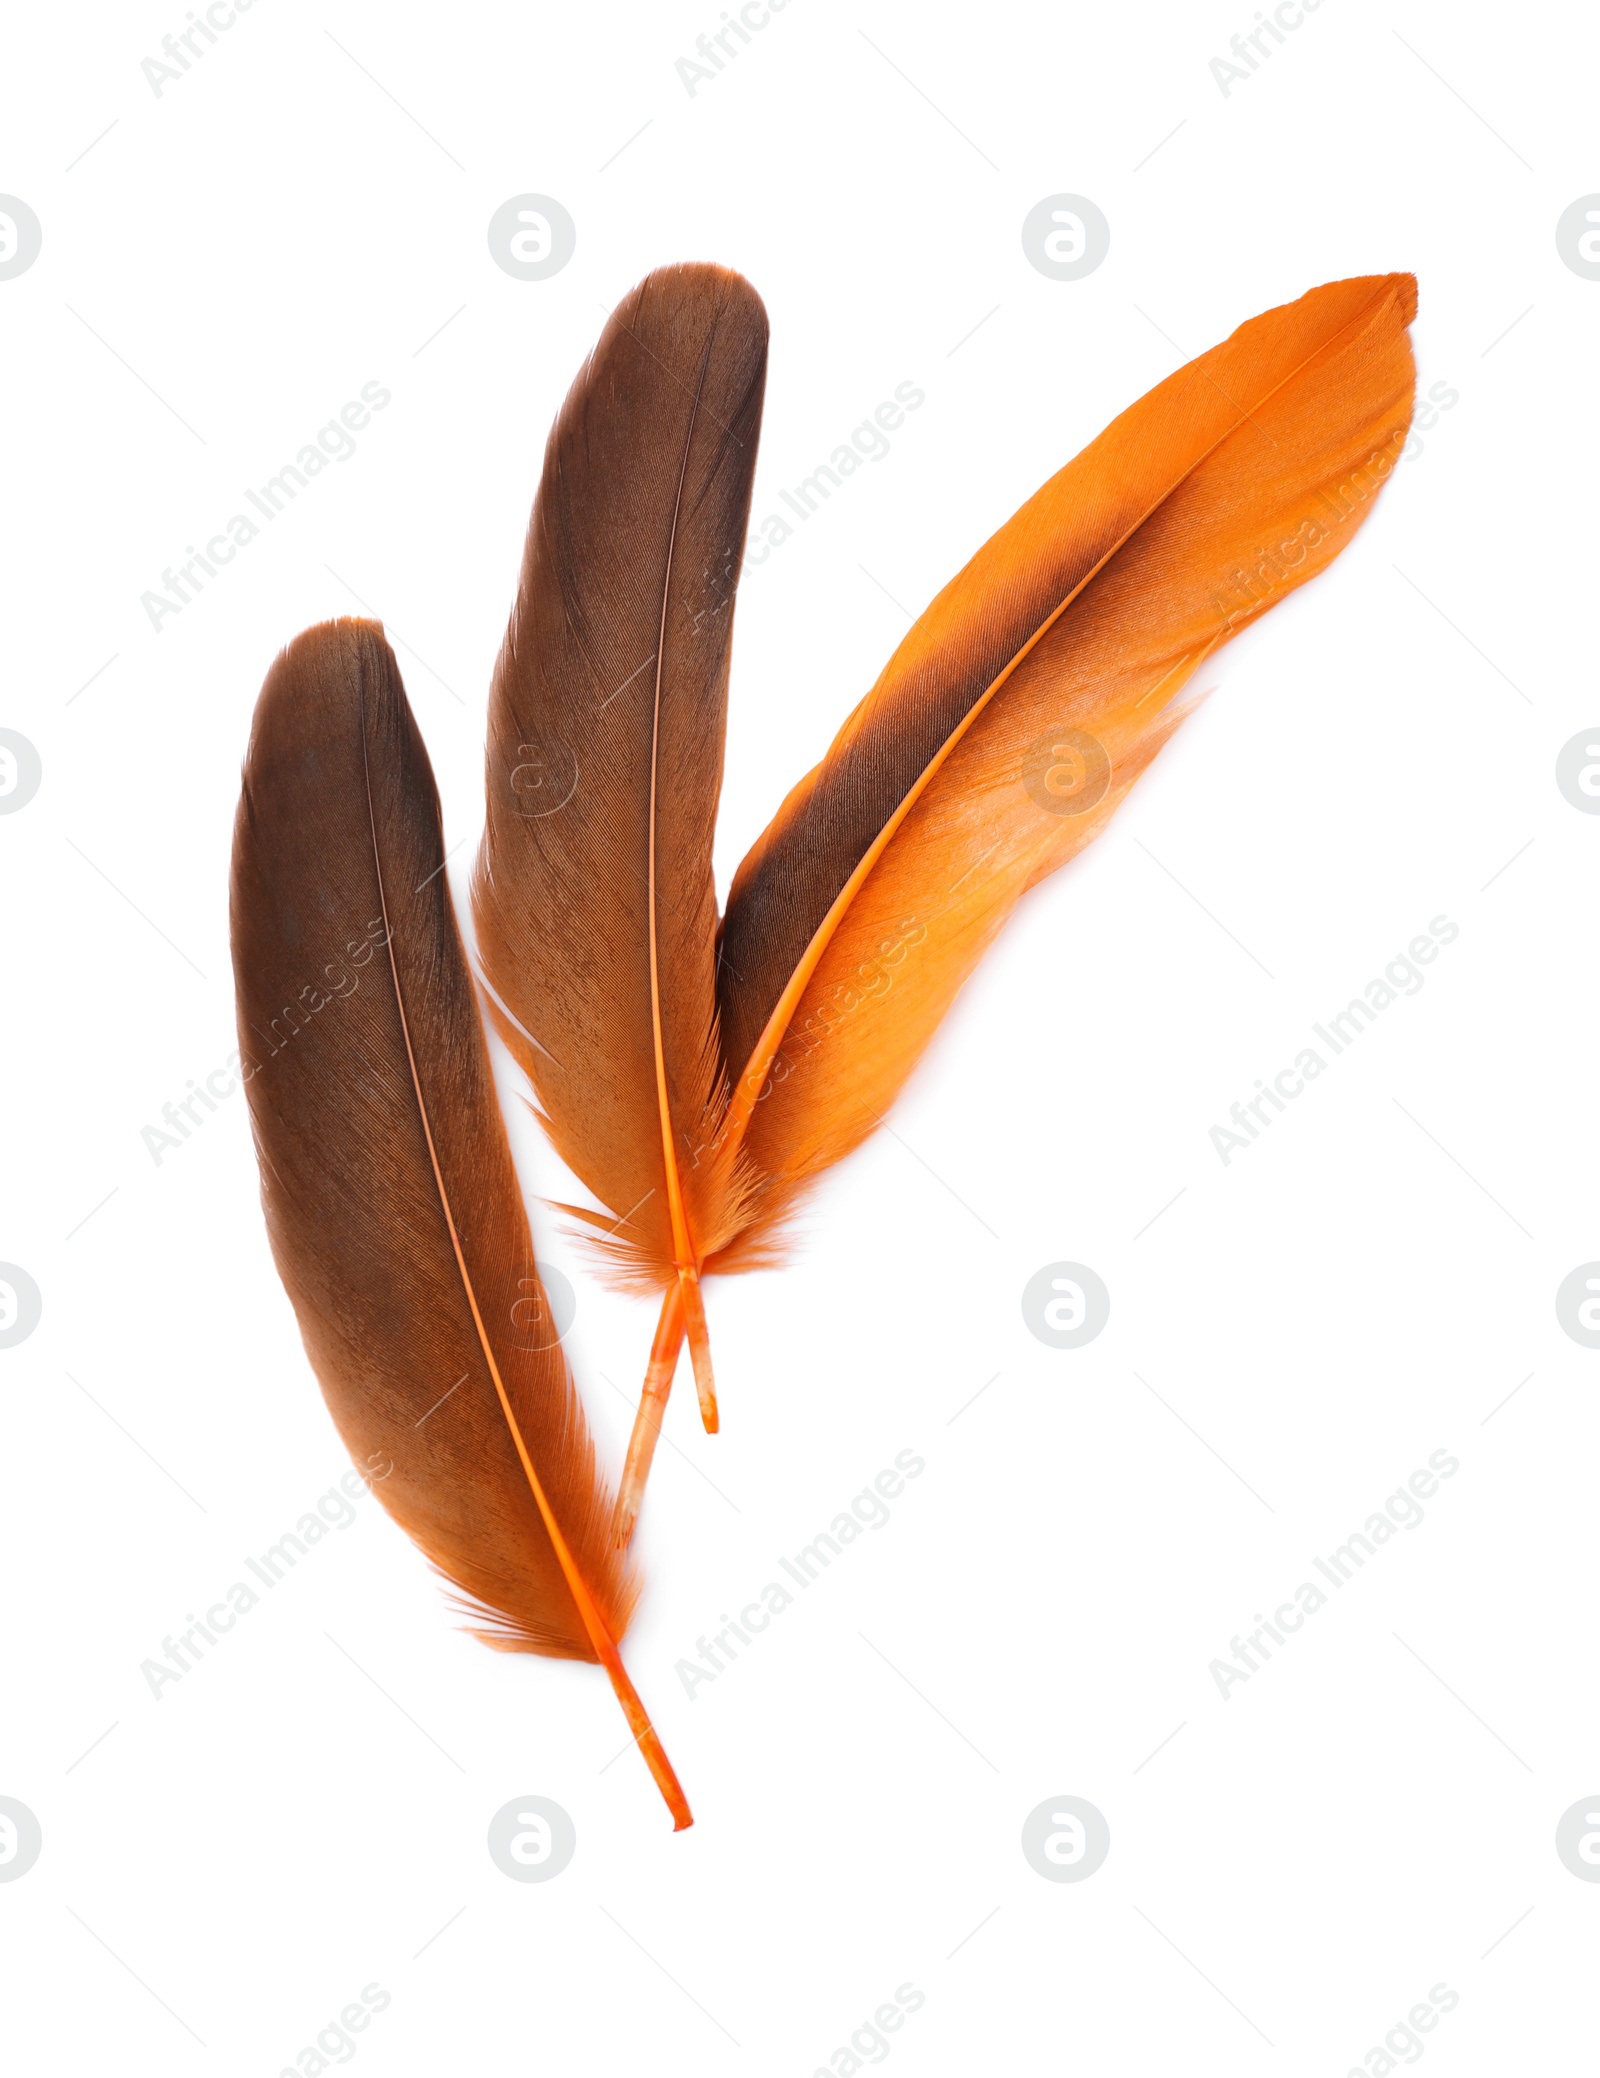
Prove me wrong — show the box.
[472,264,768,1310]
[231,620,689,1823]
[467,259,764,1446]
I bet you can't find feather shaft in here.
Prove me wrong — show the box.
[615,1282,687,1546]
[645,344,721,1426]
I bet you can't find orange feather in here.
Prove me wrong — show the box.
[623,272,1418,1508]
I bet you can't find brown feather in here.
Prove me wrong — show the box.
[231,619,689,1825]
[472,263,768,1421]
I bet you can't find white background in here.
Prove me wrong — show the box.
[3,1,1597,2072]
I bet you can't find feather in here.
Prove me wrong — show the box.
[623,272,1418,1504]
[231,619,691,1829]
[472,263,769,1442]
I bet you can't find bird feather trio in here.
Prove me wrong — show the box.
[231,264,1416,1827]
